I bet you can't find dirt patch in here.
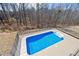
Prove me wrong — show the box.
[0,32,17,56]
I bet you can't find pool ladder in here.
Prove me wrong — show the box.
[69,48,79,56]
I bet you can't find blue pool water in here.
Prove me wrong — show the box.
[26,31,64,55]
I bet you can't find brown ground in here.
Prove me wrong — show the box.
[0,32,17,56]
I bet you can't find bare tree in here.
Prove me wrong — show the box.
[0,3,9,22]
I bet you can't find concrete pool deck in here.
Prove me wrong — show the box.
[20,29,79,56]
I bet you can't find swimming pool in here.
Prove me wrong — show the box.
[26,31,64,55]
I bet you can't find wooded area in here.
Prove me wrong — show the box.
[0,3,79,31]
